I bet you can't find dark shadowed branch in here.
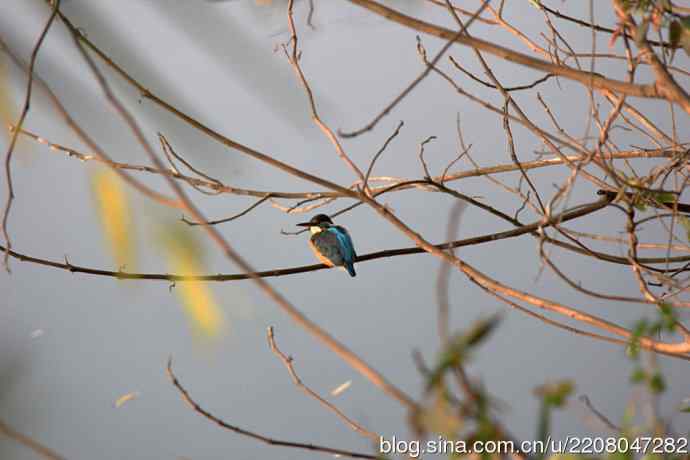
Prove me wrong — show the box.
[166,358,377,460]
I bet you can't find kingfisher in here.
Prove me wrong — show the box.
[297,214,357,277]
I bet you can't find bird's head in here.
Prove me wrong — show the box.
[297,214,333,234]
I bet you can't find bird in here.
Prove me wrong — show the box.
[297,214,357,277]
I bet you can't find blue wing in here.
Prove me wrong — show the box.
[328,226,356,262]
[327,226,357,277]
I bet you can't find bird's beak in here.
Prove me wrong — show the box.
[296,221,311,227]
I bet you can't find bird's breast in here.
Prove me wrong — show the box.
[309,234,344,267]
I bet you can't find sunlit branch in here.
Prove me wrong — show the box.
[15,124,680,203]
[0,418,66,460]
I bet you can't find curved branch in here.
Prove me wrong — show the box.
[539,2,674,49]
[166,358,377,460]
[2,0,60,268]
[267,327,378,441]
[12,126,333,199]
[0,418,66,460]
[364,193,690,355]
[182,194,273,226]
[345,0,689,109]
[284,0,366,181]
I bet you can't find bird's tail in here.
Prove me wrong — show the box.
[345,262,356,277]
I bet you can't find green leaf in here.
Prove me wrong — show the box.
[626,340,641,359]
[632,318,649,337]
[669,20,682,49]
[630,366,646,383]
[628,318,654,359]
[534,380,574,407]
[464,314,501,347]
[679,17,690,56]
[659,302,677,331]
[426,315,501,391]
[652,191,676,204]
[649,372,666,394]
[415,388,464,438]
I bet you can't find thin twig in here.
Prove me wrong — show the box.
[158,133,223,187]
[166,358,377,459]
[448,56,554,92]
[284,0,366,184]
[267,327,378,441]
[339,0,491,138]
[182,194,273,226]
[2,0,60,270]
[363,121,404,193]
[577,395,620,432]
[345,0,684,110]
[418,135,437,179]
[13,120,678,203]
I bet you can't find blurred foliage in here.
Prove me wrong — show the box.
[618,0,690,57]
[413,313,687,460]
[91,167,136,271]
[426,315,501,392]
[413,316,503,453]
[535,380,575,460]
[627,303,678,360]
[416,387,464,439]
[157,223,225,339]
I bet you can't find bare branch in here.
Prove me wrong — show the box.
[339,0,491,138]
[346,0,690,111]
[2,0,60,270]
[166,358,377,459]
[267,327,378,441]
[0,418,66,460]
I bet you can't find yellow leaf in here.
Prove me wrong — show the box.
[91,168,136,270]
[114,391,140,408]
[330,380,352,397]
[159,225,225,338]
